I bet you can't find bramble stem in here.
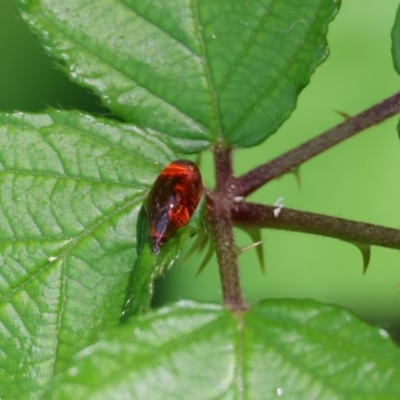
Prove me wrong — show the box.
[207,146,246,311]
[232,202,400,250]
[234,91,400,197]
[213,145,234,193]
[204,93,400,307]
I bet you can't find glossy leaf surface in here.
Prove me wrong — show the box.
[43,299,400,399]
[0,110,178,399]
[16,0,340,149]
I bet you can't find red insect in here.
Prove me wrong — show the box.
[146,159,203,254]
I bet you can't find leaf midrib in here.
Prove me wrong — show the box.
[192,0,223,140]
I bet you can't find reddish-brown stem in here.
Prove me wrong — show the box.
[207,192,246,310]
[213,145,234,193]
[232,202,400,250]
[234,91,400,197]
[204,93,400,309]
[206,146,247,311]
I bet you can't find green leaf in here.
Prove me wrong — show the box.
[392,4,400,75]
[42,299,400,399]
[121,197,205,318]
[0,110,178,398]
[16,0,340,149]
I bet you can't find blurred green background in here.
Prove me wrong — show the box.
[1,0,400,328]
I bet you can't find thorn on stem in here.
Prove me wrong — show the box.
[334,110,352,120]
[351,242,371,274]
[291,167,302,191]
[277,168,302,190]
[240,228,265,273]
[234,237,266,273]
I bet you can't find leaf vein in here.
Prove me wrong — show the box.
[217,0,279,94]
[117,0,200,58]
[36,14,209,133]
[0,195,143,304]
[0,169,143,188]
[191,0,222,138]
[228,1,323,137]
[50,258,67,378]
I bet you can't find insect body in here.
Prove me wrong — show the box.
[146,160,203,254]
